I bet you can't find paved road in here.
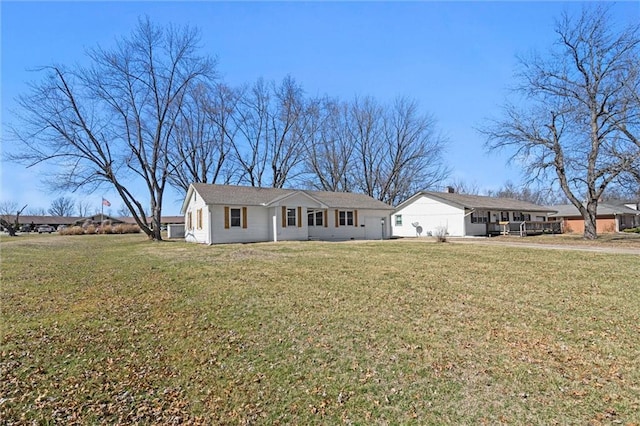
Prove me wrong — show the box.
[447,237,640,255]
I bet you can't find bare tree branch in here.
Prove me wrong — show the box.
[8,17,216,240]
[482,5,640,239]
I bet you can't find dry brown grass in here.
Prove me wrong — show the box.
[489,232,640,248]
[2,234,639,424]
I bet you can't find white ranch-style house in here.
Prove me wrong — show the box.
[392,190,559,237]
[182,184,394,244]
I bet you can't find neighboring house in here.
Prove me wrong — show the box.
[392,190,559,237]
[14,215,80,230]
[181,184,394,244]
[549,202,640,233]
[159,216,185,225]
[2,214,183,232]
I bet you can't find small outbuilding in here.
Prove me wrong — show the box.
[181,184,393,244]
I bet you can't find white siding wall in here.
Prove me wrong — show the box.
[392,196,465,237]
[184,192,210,244]
[184,190,392,243]
[464,216,487,236]
[211,205,271,244]
[274,193,322,242]
[309,209,391,240]
[276,208,308,242]
[167,224,185,239]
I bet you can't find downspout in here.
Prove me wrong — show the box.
[273,213,277,242]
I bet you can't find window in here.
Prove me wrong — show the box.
[281,206,302,228]
[339,210,354,226]
[187,211,193,230]
[196,209,203,229]
[500,211,510,221]
[395,215,403,226]
[308,209,324,227]
[287,208,297,227]
[471,210,489,224]
[512,212,531,221]
[335,210,358,227]
[224,206,247,229]
[230,208,241,227]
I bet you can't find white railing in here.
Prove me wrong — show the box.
[487,221,563,236]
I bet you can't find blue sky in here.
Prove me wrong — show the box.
[2,1,639,215]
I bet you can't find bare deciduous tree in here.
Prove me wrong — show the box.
[48,196,76,216]
[347,96,449,205]
[9,17,216,240]
[0,202,27,236]
[26,207,47,216]
[446,179,481,195]
[303,95,450,204]
[486,181,564,205]
[377,97,450,205]
[267,76,309,188]
[76,200,93,217]
[116,203,130,217]
[169,82,237,193]
[230,78,270,187]
[482,6,640,239]
[230,76,309,188]
[304,97,354,192]
[349,96,385,199]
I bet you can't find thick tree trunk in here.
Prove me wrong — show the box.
[152,212,162,241]
[0,205,27,237]
[0,219,17,236]
[583,200,598,240]
[150,197,163,241]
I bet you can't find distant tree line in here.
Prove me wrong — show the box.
[169,78,449,206]
[446,179,570,205]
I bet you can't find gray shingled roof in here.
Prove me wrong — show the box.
[549,203,640,217]
[415,191,557,212]
[190,184,393,210]
[11,215,81,225]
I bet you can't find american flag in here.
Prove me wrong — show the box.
[102,198,111,207]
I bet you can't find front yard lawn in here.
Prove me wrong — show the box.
[2,234,639,424]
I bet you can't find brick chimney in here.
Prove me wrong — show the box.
[446,186,455,194]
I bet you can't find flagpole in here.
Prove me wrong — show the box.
[101,197,104,223]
